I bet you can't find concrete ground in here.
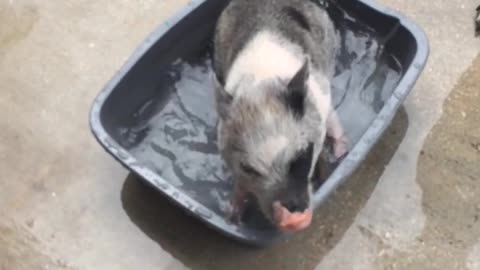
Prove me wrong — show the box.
[1,0,479,269]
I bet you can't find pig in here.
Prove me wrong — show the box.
[212,0,348,232]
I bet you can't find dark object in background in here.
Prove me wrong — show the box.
[475,5,480,37]
[89,0,429,246]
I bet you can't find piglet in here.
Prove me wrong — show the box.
[213,0,348,232]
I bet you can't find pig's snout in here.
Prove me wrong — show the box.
[273,201,313,232]
[283,198,309,213]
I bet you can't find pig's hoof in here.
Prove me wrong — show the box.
[225,201,245,224]
[226,210,240,224]
[330,152,348,168]
[333,136,349,160]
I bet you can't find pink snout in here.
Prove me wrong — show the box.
[273,202,313,232]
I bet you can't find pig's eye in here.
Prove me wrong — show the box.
[288,142,314,178]
[240,163,262,177]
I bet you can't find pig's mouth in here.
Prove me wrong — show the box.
[272,202,313,232]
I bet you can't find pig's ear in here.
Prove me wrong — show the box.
[285,58,310,118]
[212,72,233,120]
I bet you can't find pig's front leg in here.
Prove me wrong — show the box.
[327,110,349,160]
[227,183,248,224]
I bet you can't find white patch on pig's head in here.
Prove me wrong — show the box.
[258,136,288,167]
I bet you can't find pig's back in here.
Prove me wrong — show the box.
[213,0,338,84]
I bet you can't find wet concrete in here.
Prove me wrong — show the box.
[0,0,480,269]
[376,55,480,270]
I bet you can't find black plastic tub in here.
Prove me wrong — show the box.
[90,0,429,246]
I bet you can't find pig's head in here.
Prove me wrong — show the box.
[214,60,326,231]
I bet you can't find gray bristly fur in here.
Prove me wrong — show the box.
[213,0,339,223]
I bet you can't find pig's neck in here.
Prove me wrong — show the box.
[225,30,303,95]
[224,30,333,119]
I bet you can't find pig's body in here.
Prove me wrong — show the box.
[213,0,347,231]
